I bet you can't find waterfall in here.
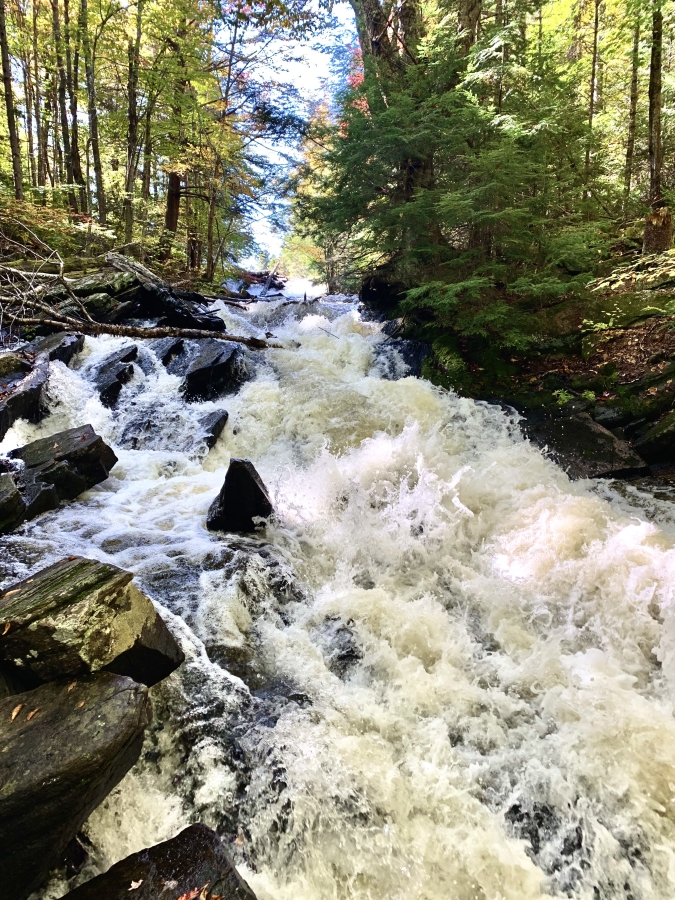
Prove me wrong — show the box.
[3,283,675,900]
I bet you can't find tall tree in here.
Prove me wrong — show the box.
[0,0,24,198]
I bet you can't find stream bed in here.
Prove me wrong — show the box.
[3,282,675,900]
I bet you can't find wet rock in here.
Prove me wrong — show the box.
[633,410,675,463]
[200,409,229,448]
[522,411,649,479]
[62,823,257,900]
[207,458,273,533]
[28,331,84,366]
[91,343,138,406]
[9,423,118,500]
[0,349,49,440]
[0,673,151,900]
[0,472,26,533]
[168,339,248,401]
[375,338,431,379]
[0,556,185,686]
[149,335,184,365]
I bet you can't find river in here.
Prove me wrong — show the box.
[3,283,675,900]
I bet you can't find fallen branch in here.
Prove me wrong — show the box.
[16,318,273,349]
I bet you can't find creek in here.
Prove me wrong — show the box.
[2,283,675,900]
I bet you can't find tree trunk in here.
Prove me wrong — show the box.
[51,0,77,210]
[64,0,86,211]
[0,0,24,199]
[584,0,601,180]
[22,55,37,188]
[122,0,144,244]
[32,0,46,189]
[80,0,105,222]
[205,161,219,282]
[647,1,663,206]
[159,171,181,260]
[643,205,672,253]
[458,0,481,55]
[624,20,640,204]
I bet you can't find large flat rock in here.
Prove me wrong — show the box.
[0,673,150,900]
[522,411,649,479]
[8,423,118,498]
[633,410,675,463]
[0,556,184,685]
[63,823,257,900]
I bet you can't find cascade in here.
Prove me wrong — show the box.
[2,283,675,900]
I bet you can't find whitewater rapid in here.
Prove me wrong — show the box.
[3,284,675,900]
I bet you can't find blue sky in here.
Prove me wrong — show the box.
[248,1,356,261]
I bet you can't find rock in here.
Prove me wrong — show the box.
[0,350,49,440]
[633,410,675,463]
[62,823,257,900]
[157,289,227,332]
[207,458,273,533]
[200,409,229,449]
[91,344,138,407]
[28,332,84,366]
[592,403,632,430]
[0,673,151,900]
[523,411,649,479]
[0,472,26,534]
[149,335,184,365]
[375,338,431,379]
[168,339,248,401]
[0,556,184,686]
[9,423,118,500]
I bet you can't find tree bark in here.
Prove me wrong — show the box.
[80,0,105,222]
[51,0,77,210]
[0,0,24,199]
[160,171,181,260]
[21,52,37,188]
[584,0,601,180]
[624,20,640,205]
[64,0,86,211]
[122,0,144,244]
[32,0,46,188]
[458,0,481,56]
[647,1,663,206]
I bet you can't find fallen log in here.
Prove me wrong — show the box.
[16,317,272,349]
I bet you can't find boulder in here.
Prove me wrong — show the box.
[71,269,137,297]
[207,458,273,533]
[200,409,229,449]
[522,411,649,479]
[149,335,184,365]
[168,339,248,401]
[0,673,151,900]
[0,472,26,533]
[633,410,675,463]
[9,423,118,500]
[62,823,257,900]
[0,350,49,440]
[28,332,84,366]
[91,344,138,407]
[0,556,185,686]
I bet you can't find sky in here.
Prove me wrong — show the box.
[246,1,357,262]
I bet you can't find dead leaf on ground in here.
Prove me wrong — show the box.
[10,704,23,721]
[128,880,143,891]
[26,708,39,721]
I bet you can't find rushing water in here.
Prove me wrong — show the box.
[3,283,675,900]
